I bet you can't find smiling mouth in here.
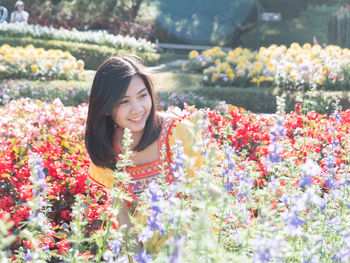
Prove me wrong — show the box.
[129,114,145,122]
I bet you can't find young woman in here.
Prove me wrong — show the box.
[85,55,205,225]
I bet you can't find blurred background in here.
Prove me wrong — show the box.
[2,0,350,49]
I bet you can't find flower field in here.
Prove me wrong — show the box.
[183,44,350,91]
[0,96,349,262]
[0,22,156,53]
[0,44,86,81]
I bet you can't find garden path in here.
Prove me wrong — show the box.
[149,59,187,71]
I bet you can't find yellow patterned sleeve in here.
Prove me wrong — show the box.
[168,118,207,178]
[88,161,115,189]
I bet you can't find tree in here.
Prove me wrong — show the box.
[154,0,344,46]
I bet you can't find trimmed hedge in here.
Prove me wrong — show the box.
[186,86,350,114]
[0,80,90,106]
[1,79,349,113]
[0,36,160,70]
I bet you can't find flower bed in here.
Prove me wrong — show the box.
[0,99,349,262]
[0,22,156,53]
[0,44,86,80]
[184,44,350,91]
[0,80,90,106]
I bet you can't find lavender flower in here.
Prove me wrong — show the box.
[299,159,322,188]
[103,240,128,263]
[282,206,305,235]
[301,159,322,177]
[334,246,350,262]
[23,249,32,261]
[29,154,47,196]
[253,236,281,263]
[236,171,254,199]
[147,181,165,235]
[331,110,342,124]
[267,118,286,163]
[222,146,236,193]
[109,240,123,255]
[171,140,186,181]
[138,226,154,243]
[134,248,152,263]
[170,235,186,263]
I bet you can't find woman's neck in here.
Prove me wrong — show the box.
[116,128,143,150]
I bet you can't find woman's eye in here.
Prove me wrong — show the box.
[140,93,148,98]
[120,100,128,104]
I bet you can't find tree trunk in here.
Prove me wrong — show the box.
[131,0,143,20]
[230,22,260,46]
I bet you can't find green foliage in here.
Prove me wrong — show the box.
[300,5,338,44]
[153,0,254,45]
[0,36,160,70]
[327,3,350,48]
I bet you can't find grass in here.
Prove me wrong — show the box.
[153,71,204,93]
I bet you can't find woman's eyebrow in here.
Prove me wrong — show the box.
[123,87,147,97]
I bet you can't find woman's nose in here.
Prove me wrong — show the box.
[130,100,142,112]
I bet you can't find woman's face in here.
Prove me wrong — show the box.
[17,4,24,11]
[112,76,152,135]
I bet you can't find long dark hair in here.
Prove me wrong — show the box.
[85,55,161,170]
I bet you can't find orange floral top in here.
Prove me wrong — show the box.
[88,114,205,195]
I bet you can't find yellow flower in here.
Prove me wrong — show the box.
[237,62,245,70]
[322,65,329,72]
[259,76,266,82]
[220,62,229,71]
[46,62,53,69]
[4,53,21,62]
[211,73,218,83]
[285,65,293,73]
[316,76,325,84]
[236,69,245,77]
[290,42,301,50]
[225,67,233,75]
[189,50,199,59]
[215,58,221,64]
[228,72,235,80]
[63,62,70,71]
[63,51,72,59]
[253,61,262,74]
[0,65,6,72]
[251,77,261,87]
[31,64,39,72]
[0,44,11,52]
[296,56,304,63]
[303,43,311,50]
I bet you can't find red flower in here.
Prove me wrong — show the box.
[60,210,72,221]
[41,236,55,249]
[56,239,69,254]
[23,240,33,249]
